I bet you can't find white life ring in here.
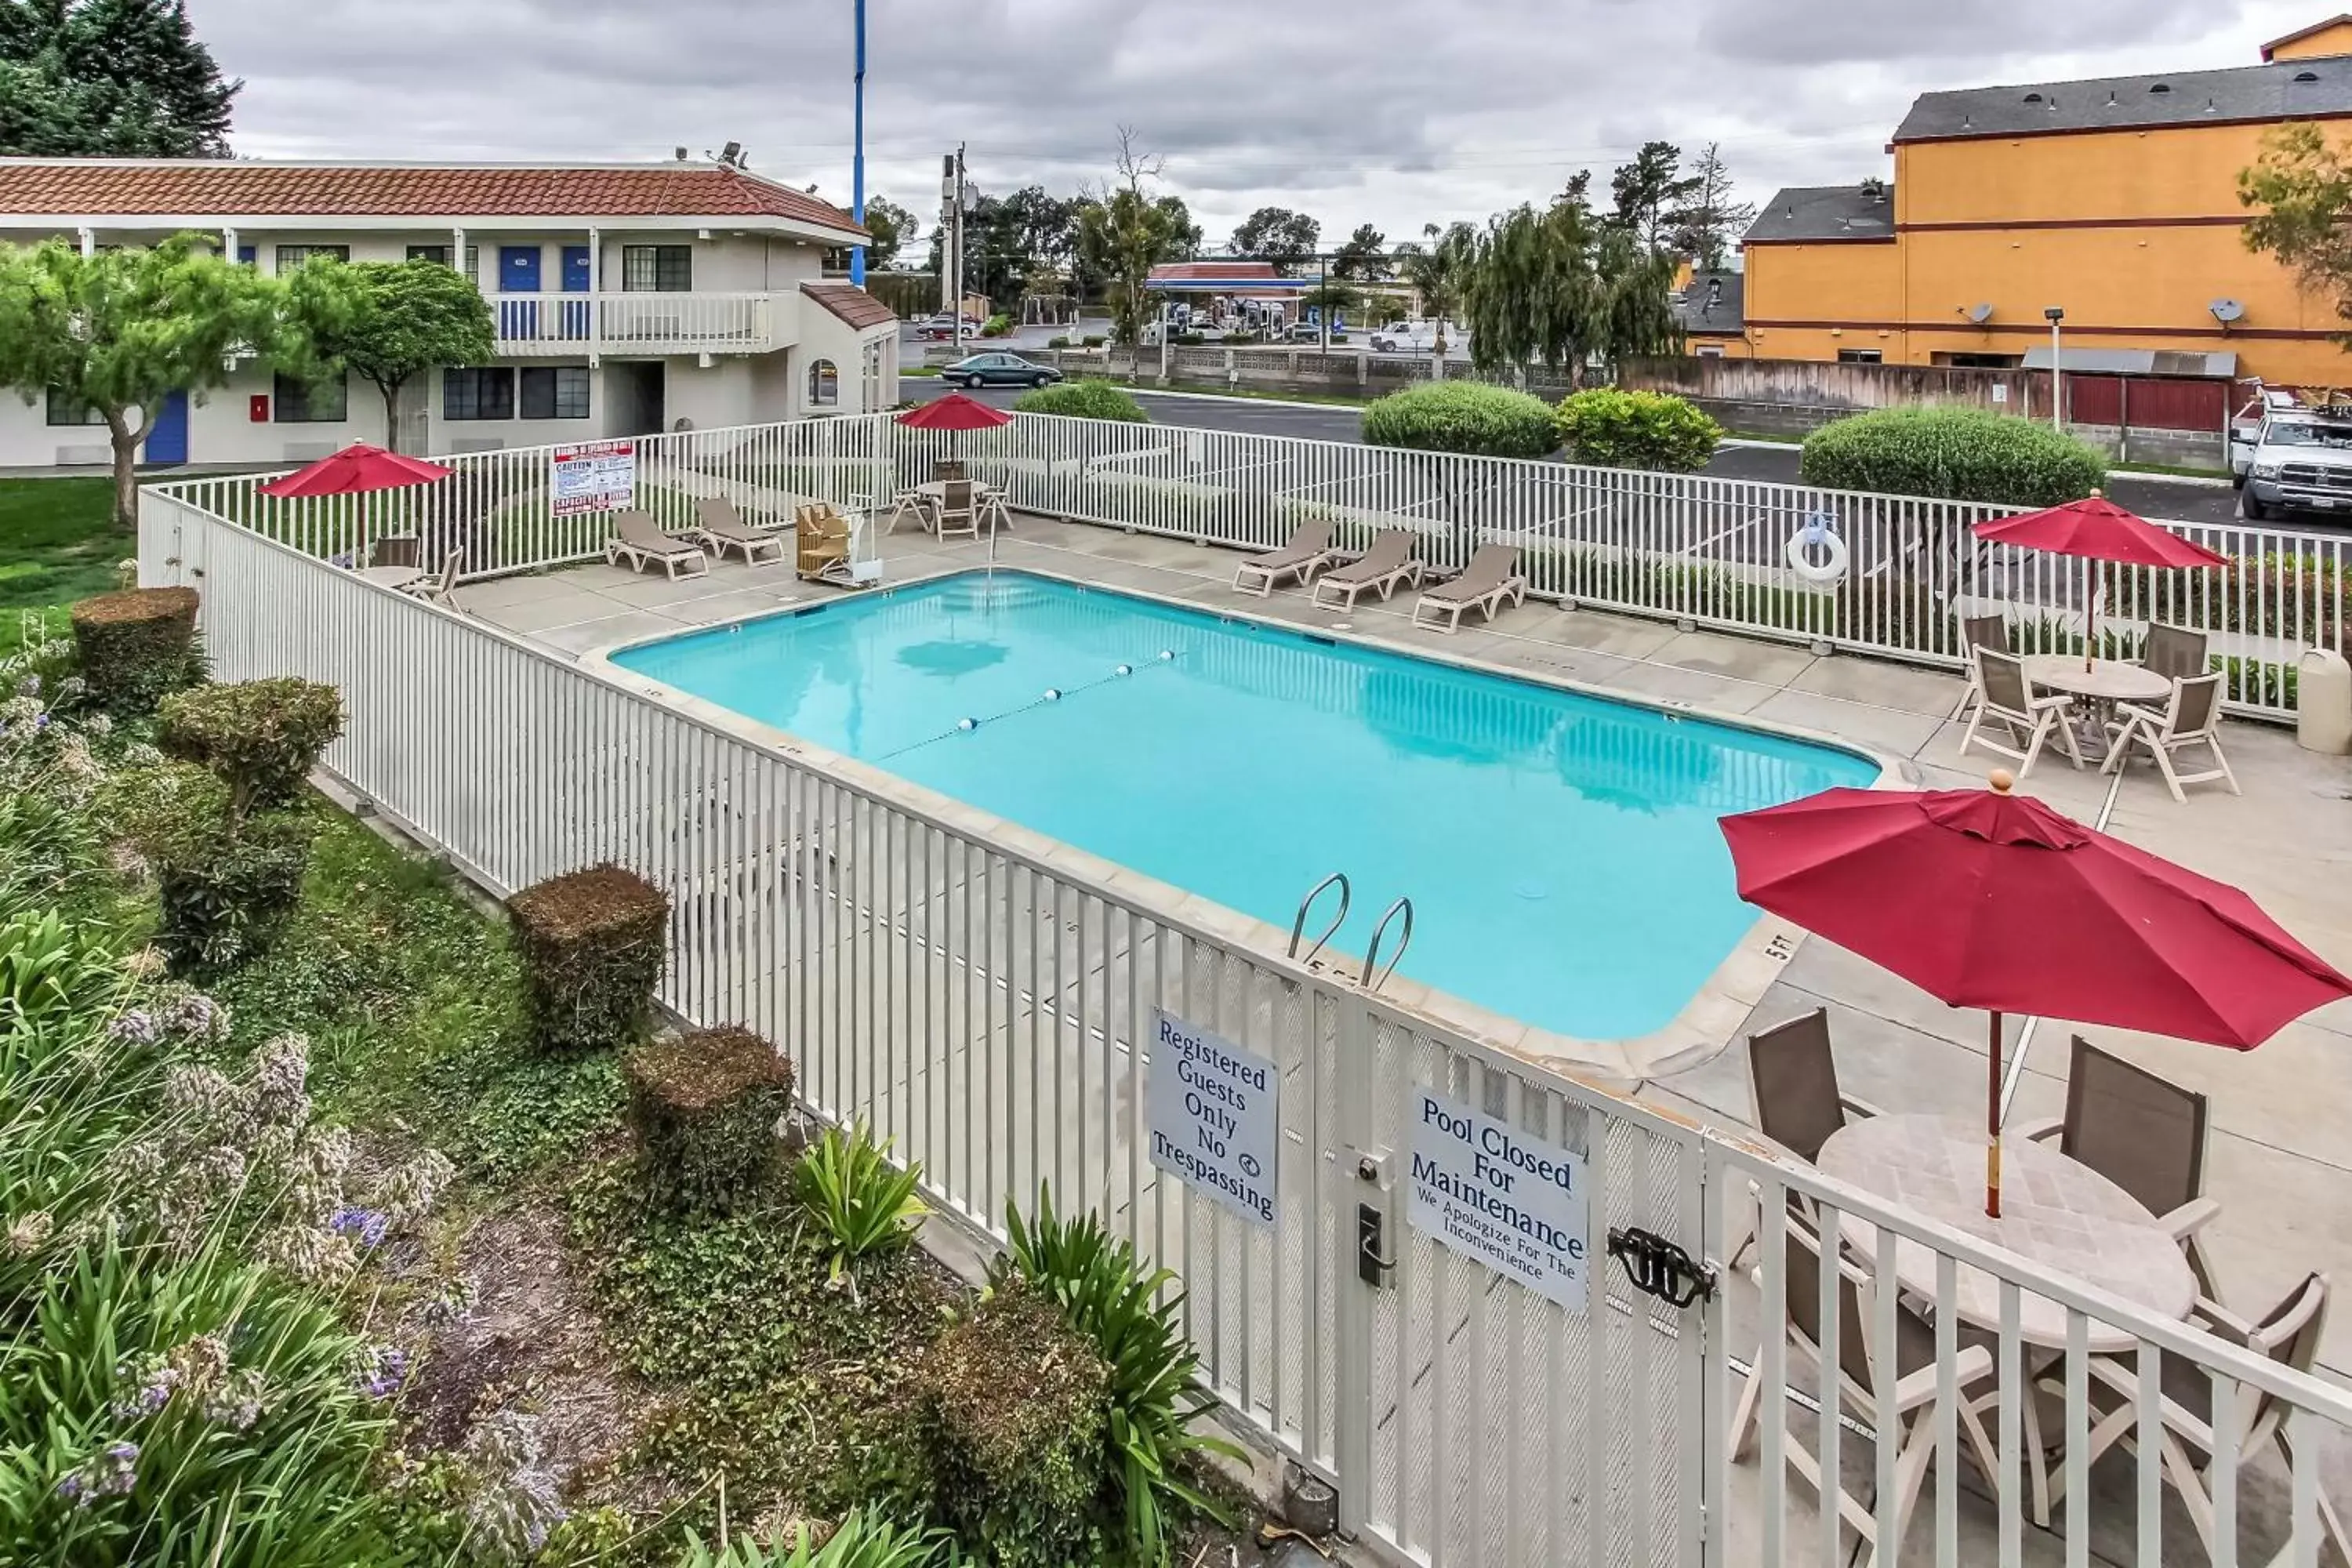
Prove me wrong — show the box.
[1786,515,1849,584]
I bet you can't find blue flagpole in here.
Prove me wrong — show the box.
[850,0,868,285]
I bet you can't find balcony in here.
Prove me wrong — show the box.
[489,291,791,358]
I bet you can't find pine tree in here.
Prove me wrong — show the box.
[0,0,239,157]
[1667,143,1759,271]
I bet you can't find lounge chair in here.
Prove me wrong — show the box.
[689,501,787,566]
[1960,648,2082,777]
[697,495,785,539]
[2103,670,2238,803]
[1311,530,1424,611]
[1410,544,1526,633]
[605,510,710,581]
[1232,518,1338,597]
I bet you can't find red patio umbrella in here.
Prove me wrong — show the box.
[1972,491,2228,670]
[258,443,452,497]
[895,392,1014,432]
[1719,773,2351,1216]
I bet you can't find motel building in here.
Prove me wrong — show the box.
[0,157,900,469]
[1734,15,2352,405]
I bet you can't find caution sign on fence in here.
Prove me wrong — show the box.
[551,440,636,517]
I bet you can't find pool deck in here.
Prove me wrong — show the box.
[453,514,2352,1392]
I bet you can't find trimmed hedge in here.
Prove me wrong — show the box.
[902,1279,1112,1568]
[1555,387,1721,472]
[118,762,314,974]
[70,587,201,712]
[1362,381,1559,459]
[1798,406,2107,507]
[506,863,670,1055]
[160,678,345,819]
[1014,378,1149,423]
[624,1025,795,1213]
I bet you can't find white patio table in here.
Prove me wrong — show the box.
[2023,654,2172,760]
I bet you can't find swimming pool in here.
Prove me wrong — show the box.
[609,571,1878,1041]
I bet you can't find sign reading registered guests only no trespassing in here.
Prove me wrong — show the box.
[1406,1087,1590,1311]
[1148,1009,1278,1229]
[550,439,636,517]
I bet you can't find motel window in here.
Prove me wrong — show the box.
[519,366,592,419]
[621,245,692,292]
[273,371,348,423]
[408,245,483,281]
[1835,349,1884,365]
[808,358,840,407]
[443,367,515,420]
[274,244,350,271]
[45,388,105,426]
[1937,351,2022,369]
[1695,344,1726,359]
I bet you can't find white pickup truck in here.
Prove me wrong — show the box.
[2237,404,2352,521]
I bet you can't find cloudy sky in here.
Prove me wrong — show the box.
[194,0,2331,252]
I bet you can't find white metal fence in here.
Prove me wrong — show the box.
[139,485,2352,1566]
[148,412,2344,723]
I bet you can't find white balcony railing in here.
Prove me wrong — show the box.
[489,291,789,357]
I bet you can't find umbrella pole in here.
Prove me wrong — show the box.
[1986,1009,2005,1218]
[2084,561,2096,673]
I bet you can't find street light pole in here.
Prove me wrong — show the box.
[2044,305,2065,435]
[849,0,867,286]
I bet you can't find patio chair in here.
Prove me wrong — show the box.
[1232,518,1339,597]
[2042,1274,2351,1567]
[1947,612,2012,720]
[1727,1009,1882,1269]
[604,510,710,582]
[1311,530,1425,611]
[2140,622,2210,683]
[1410,544,1528,633]
[1960,648,2084,777]
[932,458,967,482]
[933,479,980,543]
[797,506,855,585]
[2013,1035,2222,1299]
[2102,670,2239,804]
[689,505,787,567]
[1730,1213,2002,1568]
[403,548,465,605]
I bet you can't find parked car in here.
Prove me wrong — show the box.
[942,352,1061,390]
[2239,407,2352,521]
[1285,321,1350,343]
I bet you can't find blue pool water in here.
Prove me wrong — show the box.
[612,572,1875,1040]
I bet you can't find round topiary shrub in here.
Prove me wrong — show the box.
[1361,381,1559,459]
[115,761,315,975]
[1013,378,1149,422]
[506,863,670,1055]
[623,1025,795,1213]
[70,587,201,713]
[160,678,345,819]
[1555,387,1722,472]
[1798,405,2107,507]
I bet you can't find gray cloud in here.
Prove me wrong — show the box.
[191,0,2308,248]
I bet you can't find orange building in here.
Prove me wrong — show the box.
[1739,16,2352,388]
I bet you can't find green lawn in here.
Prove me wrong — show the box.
[0,477,125,652]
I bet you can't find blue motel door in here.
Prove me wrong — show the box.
[143,390,189,465]
[499,246,541,341]
[561,245,591,339]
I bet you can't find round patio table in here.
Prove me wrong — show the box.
[885,481,1011,535]
[1817,1112,2196,1352]
[2023,655,2172,760]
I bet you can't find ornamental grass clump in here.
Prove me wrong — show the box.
[623,1025,794,1214]
[67,587,202,713]
[160,678,344,820]
[795,1120,927,1287]
[506,863,669,1055]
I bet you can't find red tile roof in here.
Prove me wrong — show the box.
[800,281,897,331]
[0,159,865,234]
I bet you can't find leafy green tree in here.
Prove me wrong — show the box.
[1331,223,1391,281]
[1076,132,1189,345]
[302,259,495,452]
[1666,143,1757,271]
[1393,221,1475,339]
[861,196,916,271]
[0,235,341,525]
[1229,206,1321,274]
[1608,140,1700,254]
[1461,202,1682,385]
[0,0,239,157]
[2241,122,2352,341]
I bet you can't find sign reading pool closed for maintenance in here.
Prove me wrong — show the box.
[1407,1087,1590,1311]
[1148,1010,1278,1229]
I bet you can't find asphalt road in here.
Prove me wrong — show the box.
[903,377,2245,525]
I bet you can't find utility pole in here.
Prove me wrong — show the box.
[849,0,867,286]
[2044,305,2065,434]
[944,144,967,356]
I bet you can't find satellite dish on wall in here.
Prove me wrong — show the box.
[1966,302,1994,324]
[2210,298,2245,325]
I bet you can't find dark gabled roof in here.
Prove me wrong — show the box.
[1672,270,1744,333]
[800,281,897,331]
[1893,56,2352,142]
[1744,184,1895,244]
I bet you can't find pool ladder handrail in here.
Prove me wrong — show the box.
[1360,896,1414,993]
[1287,872,1352,967]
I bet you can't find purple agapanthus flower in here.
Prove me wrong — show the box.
[353,1345,407,1399]
[329,1207,389,1248]
[107,1010,162,1047]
